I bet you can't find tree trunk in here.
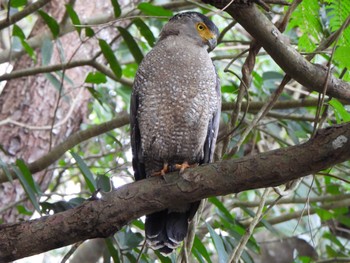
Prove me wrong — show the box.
[0,0,100,222]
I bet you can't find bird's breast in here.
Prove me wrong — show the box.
[136,39,218,171]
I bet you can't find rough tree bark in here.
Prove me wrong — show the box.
[0,0,98,223]
[0,123,349,262]
[0,0,137,222]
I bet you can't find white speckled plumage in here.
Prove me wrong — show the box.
[135,36,219,174]
[130,11,221,254]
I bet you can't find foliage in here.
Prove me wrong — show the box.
[0,0,350,262]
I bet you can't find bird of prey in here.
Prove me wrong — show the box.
[130,11,221,254]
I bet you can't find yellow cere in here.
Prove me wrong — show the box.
[196,22,216,40]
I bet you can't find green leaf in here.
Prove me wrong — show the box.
[117,26,143,64]
[41,38,53,66]
[138,2,173,17]
[133,18,156,47]
[44,73,62,92]
[209,197,235,221]
[206,223,228,263]
[315,207,334,221]
[117,86,132,104]
[192,249,206,263]
[131,219,144,230]
[106,132,123,148]
[241,206,278,236]
[12,25,36,62]
[98,39,122,79]
[221,85,236,94]
[298,33,316,52]
[10,0,27,8]
[192,235,212,263]
[323,232,344,249]
[65,4,81,34]
[154,251,172,263]
[116,228,143,249]
[13,161,41,212]
[38,10,60,38]
[326,183,341,195]
[110,0,121,18]
[16,159,41,194]
[329,98,350,123]
[12,24,26,39]
[0,159,13,183]
[55,71,74,88]
[105,238,120,262]
[96,174,112,192]
[21,41,36,61]
[86,87,106,108]
[334,46,350,68]
[70,151,97,193]
[85,27,95,37]
[85,72,107,84]
[288,0,322,52]
[17,205,34,216]
[294,255,313,263]
[326,0,350,46]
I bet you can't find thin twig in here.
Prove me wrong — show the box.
[61,241,83,263]
[0,0,52,30]
[229,188,271,263]
[312,15,350,136]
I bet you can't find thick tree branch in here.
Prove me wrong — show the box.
[203,0,350,102]
[0,98,323,184]
[0,123,350,262]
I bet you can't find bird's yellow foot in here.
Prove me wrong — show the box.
[152,162,198,176]
[174,161,193,173]
[151,163,169,176]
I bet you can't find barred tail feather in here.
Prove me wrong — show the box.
[145,202,200,254]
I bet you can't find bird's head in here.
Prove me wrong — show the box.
[159,12,219,52]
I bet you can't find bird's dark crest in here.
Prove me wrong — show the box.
[169,11,219,38]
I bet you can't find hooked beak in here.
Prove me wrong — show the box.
[207,37,217,52]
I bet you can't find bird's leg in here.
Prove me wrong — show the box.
[152,162,197,176]
[151,163,169,176]
[174,161,191,173]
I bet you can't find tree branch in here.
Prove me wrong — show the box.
[0,113,129,183]
[203,0,350,102]
[0,0,52,30]
[0,98,341,184]
[0,10,120,64]
[222,98,326,111]
[233,193,350,207]
[0,123,350,262]
[263,198,350,226]
[0,59,133,87]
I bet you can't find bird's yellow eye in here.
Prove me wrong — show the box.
[197,23,206,31]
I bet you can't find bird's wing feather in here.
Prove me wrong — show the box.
[130,77,146,181]
[202,72,221,164]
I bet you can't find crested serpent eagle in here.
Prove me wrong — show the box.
[130,11,221,254]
